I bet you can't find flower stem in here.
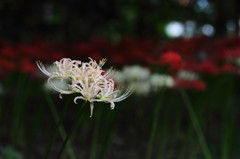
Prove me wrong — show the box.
[43,91,71,159]
[156,123,168,159]
[180,90,212,159]
[11,74,32,147]
[145,91,164,159]
[99,109,117,159]
[44,91,77,159]
[90,108,102,159]
[56,101,87,159]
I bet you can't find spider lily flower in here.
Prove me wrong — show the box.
[73,78,133,117]
[36,58,80,96]
[72,72,133,117]
[37,57,132,117]
[36,58,80,79]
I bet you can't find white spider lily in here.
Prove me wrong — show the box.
[73,77,133,117]
[36,58,79,96]
[53,58,81,78]
[73,58,105,82]
[36,58,80,78]
[37,57,132,117]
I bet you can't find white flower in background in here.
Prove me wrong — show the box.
[113,70,125,84]
[113,65,175,95]
[122,65,150,81]
[131,81,151,95]
[176,69,199,81]
[150,74,175,90]
[113,65,151,95]
[37,58,132,117]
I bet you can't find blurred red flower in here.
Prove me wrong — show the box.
[19,58,37,76]
[220,63,238,74]
[197,60,218,75]
[173,79,207,91]
[1,47,18,59]
[0,57,16,71]
[160,51,182,66]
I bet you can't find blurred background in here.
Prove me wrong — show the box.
[0,0,240,41]
[1,0,240,159]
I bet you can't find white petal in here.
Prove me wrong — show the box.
[110,102,115,109]
[90,102,94,118]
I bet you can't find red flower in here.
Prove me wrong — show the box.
[1,47,18,59]
[197,60,218,75]
[220,63,238,74]
[159,51,182,66]
[0,57,16,71]
[19,58,37,75]
[173,79,207,91]
[111,53,126,65]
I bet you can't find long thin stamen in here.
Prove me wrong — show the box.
[48,78,74,95]
[36,61,51,76]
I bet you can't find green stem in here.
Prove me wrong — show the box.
[221,95,234,159]
[89,109,102,159]
[156,109,168,159]
[0,92,3,127]
[11,74,32,147]
[145,92,164,159]
[43,91,71,159]
[156,92,178,159]
[10,74,26,146]
[180,90,212,159]
[99,109,117,159]
[45,91,77,159]
[56,101,87,159]
[219,76,235,159]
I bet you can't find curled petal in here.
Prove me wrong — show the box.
[110,102,115,110]
[59,93,63,99]
[74,96,85,104]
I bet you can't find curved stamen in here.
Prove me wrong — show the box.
[48,78,74,95]
[36,61,51,76]
[74,96,86,104]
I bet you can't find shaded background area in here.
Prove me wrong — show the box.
[1,0,240,159]
[0,0,240,41]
